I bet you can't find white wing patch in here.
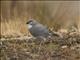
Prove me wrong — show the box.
[27,24,32,29]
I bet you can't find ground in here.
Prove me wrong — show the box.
[0,32,80,60]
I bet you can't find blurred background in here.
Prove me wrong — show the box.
[1,1,80,37]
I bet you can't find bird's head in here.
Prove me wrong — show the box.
[26,19,39,29]
[26,19,38,25]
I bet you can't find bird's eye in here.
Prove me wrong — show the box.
[30,21,33,24]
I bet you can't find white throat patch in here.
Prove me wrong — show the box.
[27,24,32,29]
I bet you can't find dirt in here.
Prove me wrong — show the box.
[0,32,80,60]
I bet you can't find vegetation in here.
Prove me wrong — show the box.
[0,1,80,60]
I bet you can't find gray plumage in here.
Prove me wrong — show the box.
[26,19,59,38]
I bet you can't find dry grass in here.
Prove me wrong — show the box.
[0,1,80,60]
[1,18,29,37]
[1,1,80,37]
[0,32,80,60]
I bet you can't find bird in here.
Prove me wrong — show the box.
[26,19,59,39]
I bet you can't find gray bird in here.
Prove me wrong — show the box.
[26,19,59,39]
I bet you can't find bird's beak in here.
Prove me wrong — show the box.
[26,21,29,24]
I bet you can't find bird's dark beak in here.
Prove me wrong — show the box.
[26,20,33,24]
[26,21,29,24]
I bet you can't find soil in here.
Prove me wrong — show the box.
[0,32,80,60]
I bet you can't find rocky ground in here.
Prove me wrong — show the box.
[0,32,80,60]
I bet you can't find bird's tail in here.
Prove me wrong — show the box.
[49,29,62,37]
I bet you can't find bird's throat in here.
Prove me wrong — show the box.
[27,24,32,29]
